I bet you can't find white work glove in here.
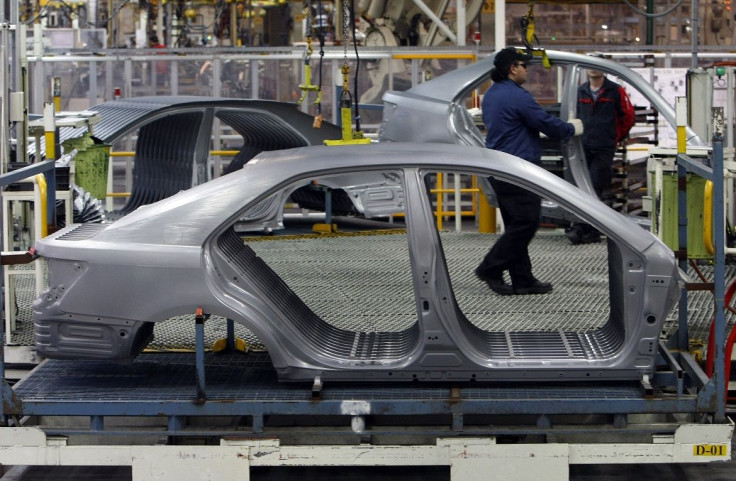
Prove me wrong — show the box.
[570,118,584,136]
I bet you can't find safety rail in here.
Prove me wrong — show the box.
[357,173,491,234]
[431,173,493,233]
[26,49,477,129]
[2,176,48,343]
[671,97,728,422]
[109,150,240,158]
[0,161,57,237]
[0,159,57,392]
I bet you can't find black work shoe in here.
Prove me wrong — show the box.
[565,228,583,245]
[513,280,553,295]
[475,268,514,295]
[486,278,514,295]
[580,232,602,244]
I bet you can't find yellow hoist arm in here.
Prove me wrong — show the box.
[297,37,322,105]
[529,48,551,68]
[520,1,551,68]
[524,1,536,47]
[324,64,371,146]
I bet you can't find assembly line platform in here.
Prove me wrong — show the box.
[6,349,714,440]
[3,228,732,441]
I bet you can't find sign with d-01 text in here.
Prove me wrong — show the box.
[693,444,729,456]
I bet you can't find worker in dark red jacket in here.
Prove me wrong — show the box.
[566,65,635,245]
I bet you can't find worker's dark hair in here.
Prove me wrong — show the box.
[490,66,508,82]
[490,47,526,82]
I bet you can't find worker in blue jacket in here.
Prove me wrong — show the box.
[475,47,583,295]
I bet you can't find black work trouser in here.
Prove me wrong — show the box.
[585,147,616,198]
[570,147,616,236]
[476,178,541,286]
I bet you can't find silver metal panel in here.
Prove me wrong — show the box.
[55,96,341,148]
[32,143,681,382]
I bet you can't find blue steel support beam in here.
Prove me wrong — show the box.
[0,160,57,188]
[14,396,707,418]
[658,341,684,396]
[452,413,463,432]
[325,187,332,225]
[711,135,727,422]
[43,167,57,228]
[226,318,235,352]
[168,416,183,432]
[252,413,264,433]
[677,155,714,179]
[195,313,208,404]
[90,415,104,431]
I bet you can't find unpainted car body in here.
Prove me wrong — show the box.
[51,96,342,216]
[380,49,704,198]
[33,142,680,382]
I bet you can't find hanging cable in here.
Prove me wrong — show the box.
[23,6,48,25]
[324,0,369,145]
[350,0,362,132]
[298,0,322,123]
[622,0,684,18]
[314,0,327,127]
[342,0,350,83]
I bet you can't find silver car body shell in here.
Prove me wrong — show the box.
[33,142,680,382]
[380,49,705,200]
[47,96,342,225]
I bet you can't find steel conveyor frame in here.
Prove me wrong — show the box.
[0,142,730,419]
[0,346,724,438]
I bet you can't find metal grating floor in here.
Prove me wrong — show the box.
[8,229,734,351]
[13,352,646,403]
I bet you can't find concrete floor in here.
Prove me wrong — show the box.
[3,457,736,481]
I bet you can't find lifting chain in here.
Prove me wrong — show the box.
[519,0,551,68]
[342,0,350,72]
[298,0,323,125]
[520,0,536,50]
[324,0,370,145]
[305,0,313,37]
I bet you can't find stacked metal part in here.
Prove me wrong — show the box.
[71,185,105,224]
[56,185,105,227]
